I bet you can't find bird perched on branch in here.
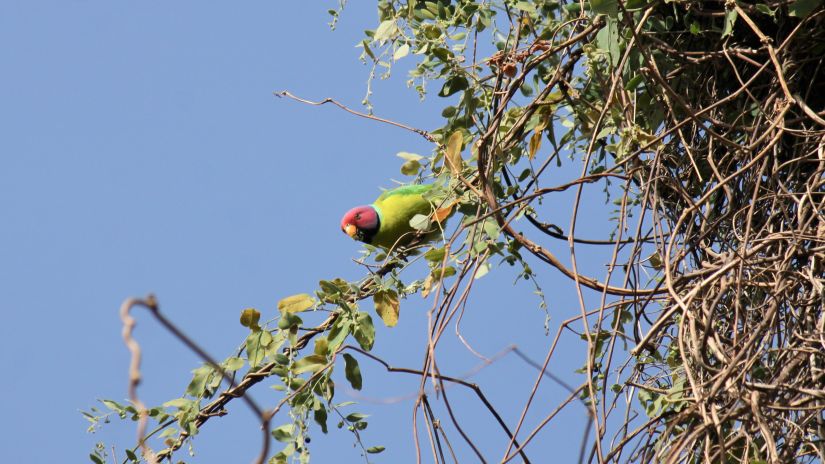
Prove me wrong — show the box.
[340,184,454,250]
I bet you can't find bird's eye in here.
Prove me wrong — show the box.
[354,214,361,220]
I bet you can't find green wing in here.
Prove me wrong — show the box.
[371,184,436,249]
[374,184,433,203]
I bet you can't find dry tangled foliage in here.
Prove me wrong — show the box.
[423,0,825,461]
[95,2,825,463]
[603,4,825,463]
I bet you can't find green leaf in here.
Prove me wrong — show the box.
[438,76,468,97]
[247,330,272,367]
[366,446,386,454]
[624,74,644,91]
[346,412,369,422]
[424,247,446,263]
[754,3,776,16]
[162,397,194,409]
[436,265,456,279]
[422,23,442,40]
[514,1,536,13]
[277,312,303,330]
[409,214,431,231]
[353,313,375,351]
[474,262,491,279]
[625,0,650,8]
[292,354,328,375]
[482,219,501,240]
[319,279,345,296]
[342,353,363,390]
[89,454,104,464]
[314,406,329,434]
[590,0,618,16]
[441,106,457,118]
[722,8,738,38]
[125,449,138,462]
[101,399,125,413]
[564,2,585,14]
[789,0,822,17]
[239,308,261,330]
[278,293,316,314]
[393,43,410,60]
[327,317,351,351]
[595,16,621,67]
[373,290,400,327]
[224,356,245,372]
[396,152,423,162]
[374,19,398,43]
[271,424,294,443]
[186,365,214,397]
[400,159,421,176]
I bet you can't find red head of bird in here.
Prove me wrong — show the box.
[340,205,380,244]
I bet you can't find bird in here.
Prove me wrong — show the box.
[340,184,452,250]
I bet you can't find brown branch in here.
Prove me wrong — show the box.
[343,345,532,464]
[274,90,441,146]
[121,295,271,464]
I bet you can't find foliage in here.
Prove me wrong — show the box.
[86,1,825,463]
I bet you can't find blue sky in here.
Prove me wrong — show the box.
[0,3,632,463]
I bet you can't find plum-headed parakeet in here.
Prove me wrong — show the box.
[340,184,451,250]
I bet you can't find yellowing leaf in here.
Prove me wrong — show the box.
[528,132,542,160]
[432,201,456,224]
[445,131,464,175]
[314,337,329,356]
[239,308,261,330]
[421,274,436,299]
[291,354,328,375]
[528,118,547,160]
[374,290,400,327]
[277,293,316,314]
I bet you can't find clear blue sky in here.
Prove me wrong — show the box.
[1,3,626,462]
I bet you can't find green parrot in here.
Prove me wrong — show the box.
[340,184,452,250]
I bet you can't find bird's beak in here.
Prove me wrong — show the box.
[344,223,357,238]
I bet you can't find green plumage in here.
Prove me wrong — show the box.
[371,184,436,249]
